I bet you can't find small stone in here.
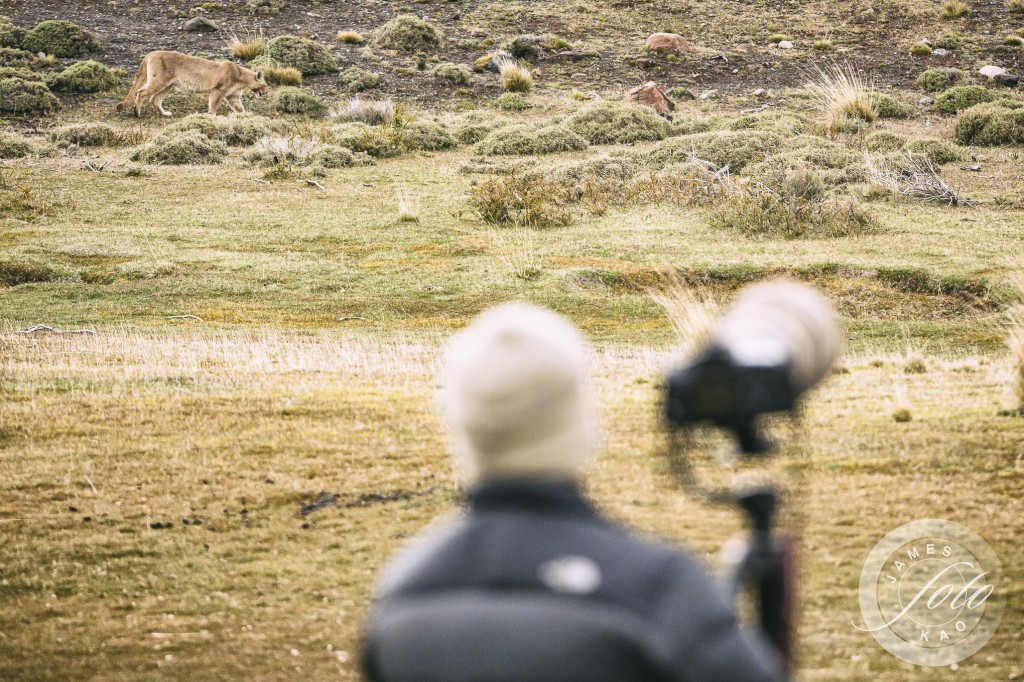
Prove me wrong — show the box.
[993,73,1020,87]
[753,88,767,98]
[979,65,1008,79]
[646,32,689,55]
[182,17,219,32]
[483,50,512,73]
[699,89,718,100]
[635,57,656,69]
[624,81,675,115]
[919,96,934,105]
[469,27,487,37]
[570,72,586,81]
[777,40,794,49]
[932,48,948,56]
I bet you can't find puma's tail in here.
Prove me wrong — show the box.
[116,57,148,113]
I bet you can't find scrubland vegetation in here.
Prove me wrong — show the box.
[0,1,1023,680]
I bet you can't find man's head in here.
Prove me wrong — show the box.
[442,303,595,484]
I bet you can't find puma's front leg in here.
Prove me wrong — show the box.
[208,90,226,115]
[226,91,245,114]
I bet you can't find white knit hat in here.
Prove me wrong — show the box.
[442,303,595,483]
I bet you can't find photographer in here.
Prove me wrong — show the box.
[361,303,786,682]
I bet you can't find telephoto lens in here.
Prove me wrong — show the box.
[665,280,841,453]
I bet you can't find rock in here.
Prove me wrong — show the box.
[469,26,487,37]
[571,72,587,81]
[624,81,675,115]
[979,65,1008,79]
[699,89,718,100]
[551,50,596,62]
[635,57,656,69]
[646,32,688,54]
[919,96,934,105]
[753,88,767,98]
[508,34,545,59]
[777,40,794,49]
[483,50,512,73]
[993,73,1020,87]
[183,16,219,33]
[932,48,948,56]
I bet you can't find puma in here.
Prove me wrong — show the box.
[117,51,268,117]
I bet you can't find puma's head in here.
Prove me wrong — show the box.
[250,70,267,97]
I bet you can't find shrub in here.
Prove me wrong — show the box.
[0,130,31,158]
[265,35,337,76]
[451,111,508,144]
[865,130,907,152]
[469,173,572,227]
[939,0,970,19]
[431,62,472,85]
[496,58,532,93]
[935,85,999,114]
[50,60,120,93]
[159,113,219,139]
[404,119,456,151]
[494,92,530,111]
[0,17,25,48]
[0,77,59,114]
[807,61,876,134]
[871,92,914,119]
[902,138,965,164]
[646,130,782,171]
[0,259,58,286]
[48,122,120,148]
[725,111,812,135]
[565,101,672,144]
[337,30,364,45]
[312,144,356,168]
[953,103,1024,145]
[744,137,865,186]
[328,122,405,158]
[130,130,228,165]
[934,32,962,49]
[243,135,319,166]
[216,114,282,146]
[0,47,32,68]
[0,66,40,81]
[272,86,325,115]
[910,43,933,57]
[916,67,969,92]
[22,20,98,57]
[338,66,380,92]
[263,65,302,86]
[228,32,265,61]
[330,98,396,125]
[375,15,443,53]
[475,124,588,156]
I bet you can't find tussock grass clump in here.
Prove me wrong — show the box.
[48,122,121,148]
[0,77,59,114]
[645,130,782,171]
[939,0,970,19]
[228,32,265,61]
[807,61,876,134]
[813,38,834,52]
[494,92,530,111]
[50,60,121,93]
[404,119,457,151]
[130,130,228,165]
[469,173,572,227]
[337,30,364,45]
[262,65,301,86]
[871,92,914,119]
[243,135,319,166]
[916,67,969,93]
[496,58,533,93]
[865,130,907,152]
[328,122,405,158]
[330,98,396,125]
[338,66,380,92]
[0,130,31,158]
[265,35,337,76]
[475,124,588,156]
[22,20,98,57]
[903,138,965,164]
[450,111,508,144]
[431,62,472,85]
[953,102,1024,145]
[910,42,933,56]
[0,16,25,48]
[272,86,326,115]
[375,15,443,53]
[934,85,1000,114]
[564,101,672,144]
[0,47,33,68]
[934,32,963,49]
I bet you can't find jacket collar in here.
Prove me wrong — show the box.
[469,479,597,518]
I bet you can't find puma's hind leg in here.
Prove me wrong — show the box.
[149,84,175,117]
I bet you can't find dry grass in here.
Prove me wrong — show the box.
[495,57,533,93]
[228,30,266,61]
[1008,273,1024,409]
[805,60,876,135]
[262,65,302,86]
[394,185,421,223]
[939,0,970,19]
[336,30,365,44]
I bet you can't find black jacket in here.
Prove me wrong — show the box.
[362,480,786,682]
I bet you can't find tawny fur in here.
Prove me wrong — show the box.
[117,51,268,118]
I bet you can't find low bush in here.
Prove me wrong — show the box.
[865,130,908,152]
[475,124,588,156]
[0,16,25,48]
[934,85,999,114]
[159,113,219,139]
[217,114,283,146]
[934,32,962,49]
[902,138,965,164]
[469,173,572,227]
[330,98,397,126]
[48,122,121,148]
[338,66,380,92]
[311,144,357,168]
[450,111,507,144]
[404,119,457,151]
[916,67,969,93]
[564,101,672,144]
[272,86,326,115]
[243,135,319,166]
[0,259,58,286]
[871,92,914,119]
[0,47,32,68]
[645,130,782,172]
[265,35,337,76]
[375,15,443,53]
[0,77,59,114]
[50,60,121,93]
[744,137,865,186]
[328,122,406,158]
[431,62,472,85]
[724,111,812,135]
[263,65,302,86]
[953,102,1024,145]
[0,66,40,81]
[22,20,98,57]
[0,130,31,158]
[130,130,229,165]
[494,92,530,111]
